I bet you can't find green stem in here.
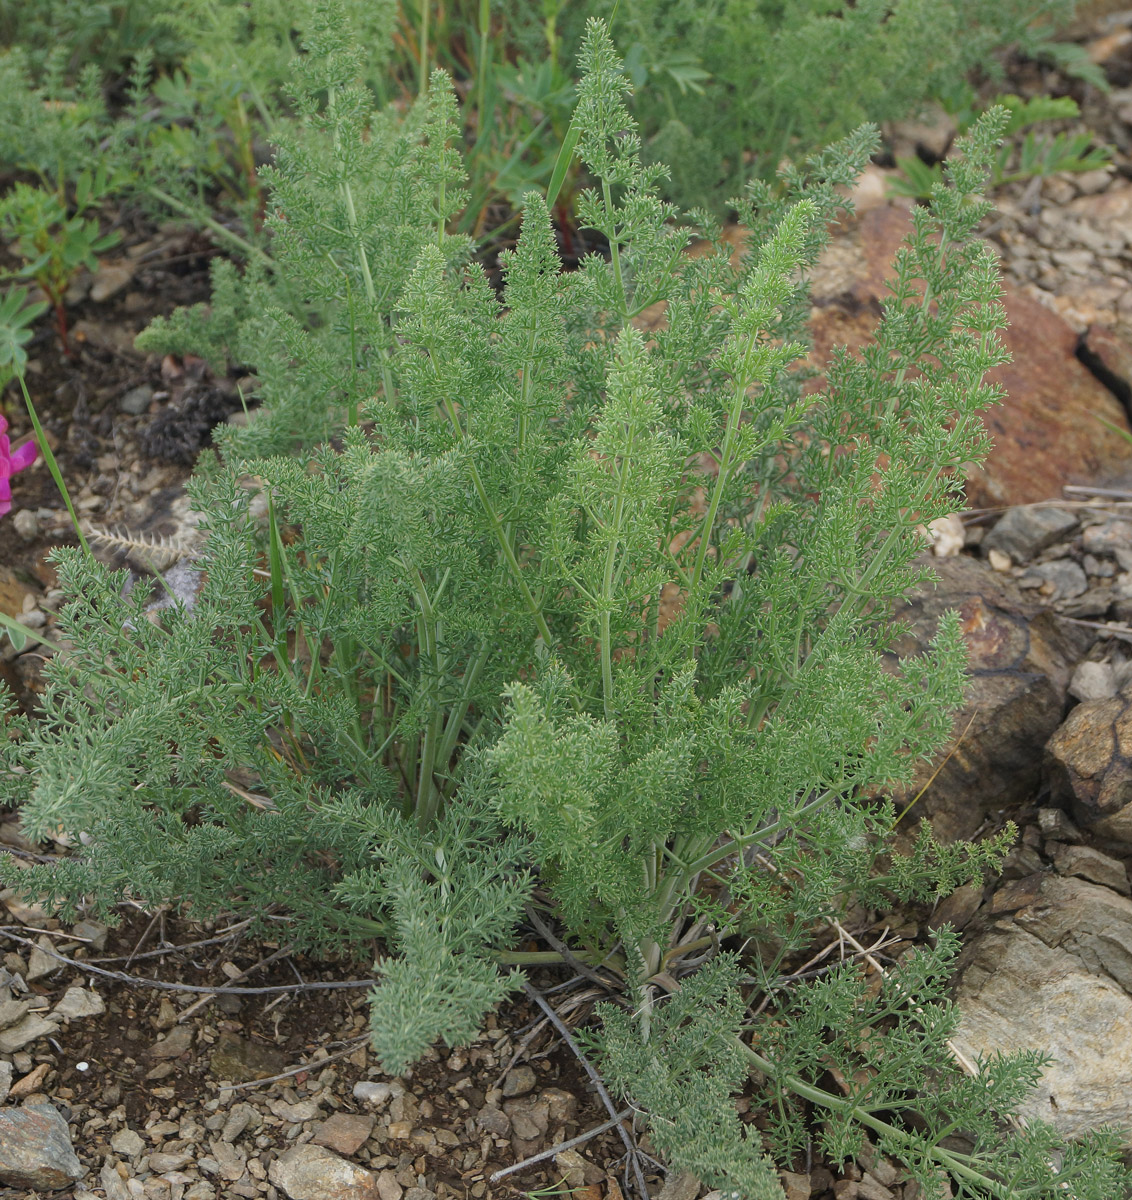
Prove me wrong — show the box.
[419,0,430,98]
[19,374,89,556]
[440,398,554,648]
[145,187,273,270]
[738,1042,1014,1198]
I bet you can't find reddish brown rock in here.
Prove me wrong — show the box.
[808,203,1132,510]
[1079,322,1132,411]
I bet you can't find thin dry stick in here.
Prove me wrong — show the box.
[88,918,259,964]
[524,904,628,1004]
[489,1109,634,1183]
[176,943,297,1022]
[522,982,650,1200]
[0,929,375,995]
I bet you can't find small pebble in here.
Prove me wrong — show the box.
[352,1081,393,1107]
[12,509,38,541]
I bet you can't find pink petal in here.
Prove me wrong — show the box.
[9,439,37,472]
[0,477,11,518]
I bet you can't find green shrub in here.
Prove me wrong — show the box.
[4,10,1129,1197]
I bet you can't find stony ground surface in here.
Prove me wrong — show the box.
[5,8,1132,1200]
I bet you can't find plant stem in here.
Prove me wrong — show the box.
[145,187,273,270]
[738,1041,1014,1198]
[19,374,89,556]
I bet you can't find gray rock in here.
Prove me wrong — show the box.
[954,924,1132,1142]
[503,1095,549,1144]
[501,1065,536,1097]
[0,1102,85,1189]
[1082,519,1132,555]
[26,937,61,982]
[1052,844,1130,895]
[351,1081,392,1108]
[0,1014,60,1054]
[1017,559,1087,601]
[475,1104,510,1136]
[983,506,1078,563]
[71,920,109,951]
[1013,874,1132,992]
[109,1126,145,1159]
[53,986,105,1020]
[658,1171,702,1200]
[119,384,154,416]
[1069,660,1117,702]
[149,1024,194,1060]
[0,1061,11,1103]
[0,996,31,1030]
[12,509,38,541]
[268,1143,380,1199]
[99,1163,131,1200]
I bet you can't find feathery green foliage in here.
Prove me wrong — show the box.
[3,12,1129,1196]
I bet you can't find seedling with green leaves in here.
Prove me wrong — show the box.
[3,10,1129,1198]
[0,167,122,357]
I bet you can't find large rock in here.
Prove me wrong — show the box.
[0,1103,85,1190]
[953,875,1132,1143]
[808,203,1132,510]
[1045,678,1132,842]
[268,1144,381,1200]
[879,553,1094,840]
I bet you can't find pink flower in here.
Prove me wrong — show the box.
[0,413,38,517]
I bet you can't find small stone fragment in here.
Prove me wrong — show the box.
[0,996,31,1030]
[207,1031,285,1081]
[71,920,109,951]
[501,1065,536,1097]
[0,1061,11,1103]
[352,1081,393,1108]
[119,385,155,416]
[1038,807,1084,844]
[110,1127,145,1159]
[474,1105,510,1136]
[555,1150,588,1188]
[983,506,1078,563]
[987,547,1012,572]
[0,1102,85,1189]
[376,1171,403,1200]
[100,1163,132,1200]
[311,1112,375,1156]
[53,986,105,1020]
[26,937,61,982]
[781,1172,812,1200]
[148,1151,193,1172]
[0,1013,61,1054]
[90,261,136,303]
[1017,560,1087,601]
[1052,844,1130,895]
[12,510,37,541]
[268,1143,380,1199]
[8,1062,50,1098]
[267,1096,323,1123]
[658,1172,702,1200]
[149,1025,194,1060]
